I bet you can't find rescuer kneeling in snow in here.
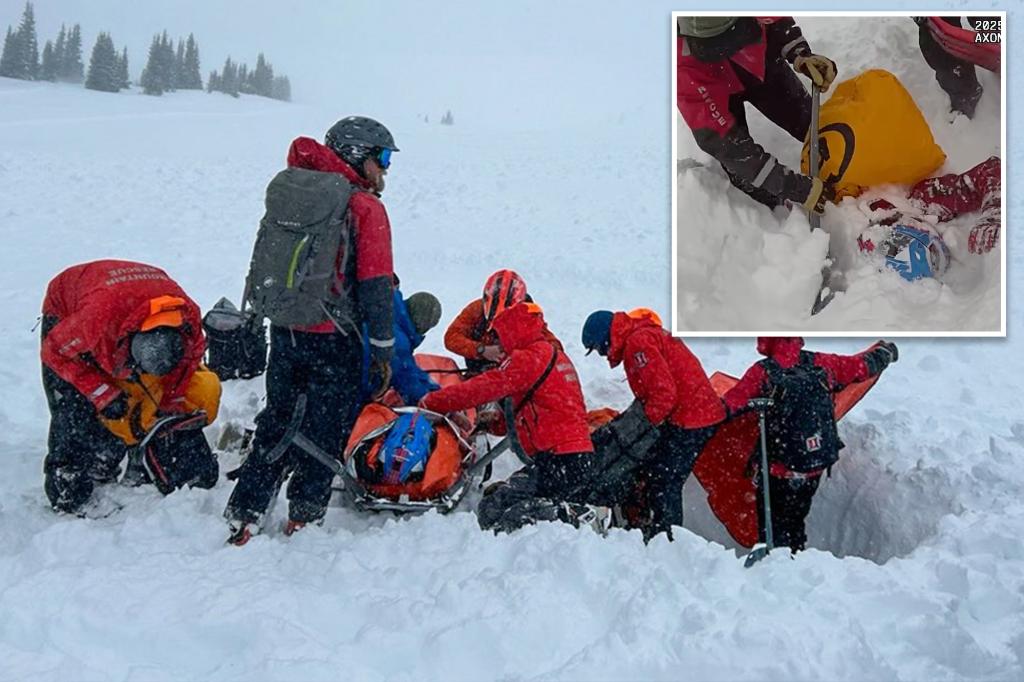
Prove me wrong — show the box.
[581,309,725,541]
[422,302,597,532]
[40,260,220,515]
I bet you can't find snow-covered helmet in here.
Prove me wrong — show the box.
[858,223,950,282]
[325,116,399,174]
[325,116,398,152]
[130,327,185,376]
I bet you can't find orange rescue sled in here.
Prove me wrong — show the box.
[341,354,481,513]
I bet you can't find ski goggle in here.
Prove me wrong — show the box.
[374,147,392,169]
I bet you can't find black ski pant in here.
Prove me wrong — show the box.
[756,473,821,553]
[636,423,717,541]
[721,49,811,208]
[917,17,983,118]
[225,326,362,525]
[477,451,594,533]
[42,364,128,513]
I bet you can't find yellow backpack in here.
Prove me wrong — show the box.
[801,69,946,198]
[100,367,221,445]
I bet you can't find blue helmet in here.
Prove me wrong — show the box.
[378,412,434,484]
[582,310,614,356]
[883,225,950,281]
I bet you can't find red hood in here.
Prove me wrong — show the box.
[492,303,546,352]
[757,336,804,365]
[607,312,659,368]
[286,137,373,190]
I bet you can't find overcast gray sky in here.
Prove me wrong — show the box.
[6,0,677,132]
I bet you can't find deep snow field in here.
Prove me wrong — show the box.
[1,64,1023,681]
[674,16,1003,333]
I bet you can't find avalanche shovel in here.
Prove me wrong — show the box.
[744,398,775,568]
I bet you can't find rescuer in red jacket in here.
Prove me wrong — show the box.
[40,260,216,513]
[582,310,725,540]
[723,337,898,552]
[422,302,595,532]
[676,16,837,213]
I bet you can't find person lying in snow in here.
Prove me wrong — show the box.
[40,260,219,514]
[422,302,597,533]
[581,309,725,541]
[443,268,562,376]
[676,16,837,214]
[856,156,1000,281]
[722,337,898,553]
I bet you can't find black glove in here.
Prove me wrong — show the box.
[368,358,393,400]
[864,341,899,375]
[99,392,129,420]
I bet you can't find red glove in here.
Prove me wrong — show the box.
[968,220,999,254]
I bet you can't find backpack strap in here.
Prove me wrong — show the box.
[498,344,559,468]
[760,357,783,397]
[513,345,559,414]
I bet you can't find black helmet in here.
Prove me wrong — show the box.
[130,327,185,376]
[325,116,399,154]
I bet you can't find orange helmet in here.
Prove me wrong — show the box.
[482,269,527,325]
[627,307,663,327]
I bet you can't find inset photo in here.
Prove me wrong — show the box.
[672,12,1005,335]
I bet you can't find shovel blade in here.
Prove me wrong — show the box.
[744,543,771,568]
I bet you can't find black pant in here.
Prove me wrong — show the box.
[755,473,821,553]
[42,365,128,513]
[917,17,983,118]
[638,423,717,540]
[477,451,593,532]
[225,326,362,525]
[724,51,811,208]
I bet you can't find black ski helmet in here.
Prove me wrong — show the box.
[130,327,185,376]
[325,116,399,155]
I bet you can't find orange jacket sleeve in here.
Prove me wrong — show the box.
[444,299,486,360]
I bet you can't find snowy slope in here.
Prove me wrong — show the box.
[674,16,1003,333]
[1,74,1023,681]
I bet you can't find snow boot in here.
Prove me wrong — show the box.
[227,520,258,547]
[283,519,306,537]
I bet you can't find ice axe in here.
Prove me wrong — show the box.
[744,397,775,568]
[807,82,838,315]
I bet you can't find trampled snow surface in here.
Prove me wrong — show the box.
[1,76,1023,680]
[675,16,1003,333]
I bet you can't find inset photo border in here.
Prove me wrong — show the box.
[671,11,1006,336]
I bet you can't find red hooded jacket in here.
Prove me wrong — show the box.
[722,337,878,415]
[422,303,593,456]
[285,137,394,337]
[607,313,725,430]
[41,260,205,412]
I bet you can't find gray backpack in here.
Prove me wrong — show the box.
[244,167,357,327]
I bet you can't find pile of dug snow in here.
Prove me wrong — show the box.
[1,75,1022,680]
[675,16,1002,332]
